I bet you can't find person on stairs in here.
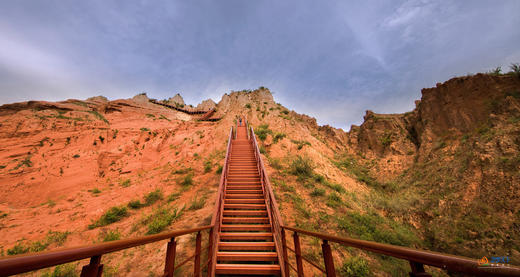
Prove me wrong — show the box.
[239,117,242,126]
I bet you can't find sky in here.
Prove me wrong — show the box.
[1,1,519,130]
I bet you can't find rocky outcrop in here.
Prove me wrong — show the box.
[132,93,150,104]
[196,99,216,110]
[167,93,185,106]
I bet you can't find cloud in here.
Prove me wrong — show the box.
[0,0,519,130]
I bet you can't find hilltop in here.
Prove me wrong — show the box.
[0,72,519,275]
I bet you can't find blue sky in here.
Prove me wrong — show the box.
[1,1,519,130]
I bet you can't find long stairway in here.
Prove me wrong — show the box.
[215,122,281,276]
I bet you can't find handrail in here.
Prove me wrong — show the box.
[282,225,520,277]
[250,126,286,277]
[207,127,233,276]
[0,225,212,276]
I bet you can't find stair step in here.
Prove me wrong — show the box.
[224,204,266,210]
[218,242,275,251]
[221,224,271,231]
[225,199,265,204]
[226,194,263,199]
[217,251,278,261]
[223,210,267,216]
[226,185,262,190]
[222,217,270,224]
[226,190,263,194]
[215,264,281,275]
[219,232,273,241]
[227,181,261,185]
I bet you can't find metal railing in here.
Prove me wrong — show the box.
[281,225,520,277]
[0,225,213,277]
[207,127,233,276]
[250,126,287,277]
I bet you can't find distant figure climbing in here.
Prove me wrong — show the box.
[239,118,242,126]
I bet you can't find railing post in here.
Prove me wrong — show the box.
[409,261,431,277]
[281,228,290,276]
[207,228,214,276]
[80,255,103,277]
[163,238,177,277]
[194,231,202,277]
[322,240,336,277]
[293,232,304,277]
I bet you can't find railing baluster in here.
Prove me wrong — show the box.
[281,228,290,276]
[193,231,202,277]
[163,238,177,277]
[409,261,431,277]
[321,240,336,277]
[80,255,103,277]
[293,232,304,277]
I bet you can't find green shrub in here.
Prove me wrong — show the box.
[173,168,191,174]
[380,133,392,147]
[216,165,223,174]
[268,157,283,170]
[510,63,520,78]
[254,124,272,141]
[7,231,70,255]
[204,161,212,173]
[128,200,143,209]
[334,154,381,188]
[88,188,101,195]
[326,192,342,207]
[145,114,155,118]
[488,66,502,76]
[144,207,184,234]
[140,127,150,132]
[273,132,286,143]
[73,154,80,158]
[291,139,311,150]
[46,231,70,246]
[41,262,77,277]
[120,179,131,187]
[7,243,30,255]
[167,192,181,202]
[88,206,128,229]
[144,189,163,206]
[339,256,370,277]
[102,230,121,242]
[310,188,326,197]
[289,156,314,177]
[87,111,109,124]
[189,197,206,210]
[324,182,345,193]
[336,211,418,246]
[180,173,194,187]
[245,103,251,109]
[259,145,267,154]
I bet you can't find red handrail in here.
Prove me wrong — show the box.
[0,225,212,276]
[282,225,520,276]
[207,127,233,276]
[250,126,286,277]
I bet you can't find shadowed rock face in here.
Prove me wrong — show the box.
[346,73,520,261]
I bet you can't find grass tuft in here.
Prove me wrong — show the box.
[144,206,184,234]
[88,206,128,229]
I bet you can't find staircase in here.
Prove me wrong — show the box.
[214,121,282,276]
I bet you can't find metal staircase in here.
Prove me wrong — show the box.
[213,121,281,276]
